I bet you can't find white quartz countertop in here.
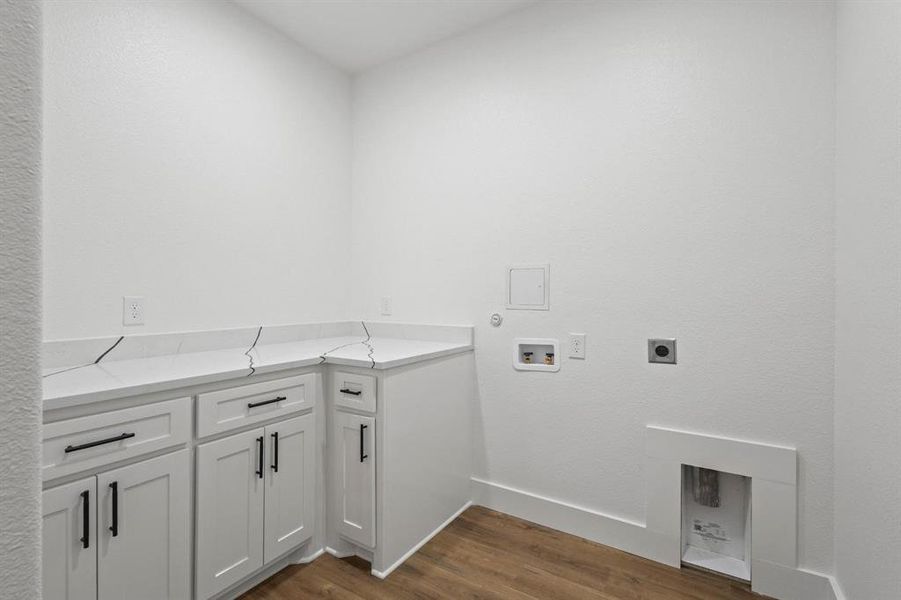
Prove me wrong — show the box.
[42,322,473,411]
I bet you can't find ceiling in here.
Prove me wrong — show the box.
[233,0,538,73]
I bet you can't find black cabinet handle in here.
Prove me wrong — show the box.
[80,490,90,549]
[248,396,285,409]
[256,436,264,478]
[65,432,135,453]
[270,432,279,473]
[360,424,368,463]
[109,482,118,537]
[340,388,362,396]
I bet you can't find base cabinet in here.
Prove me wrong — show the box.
[97,451,190,600]
[196,414,316,599]
[334,411,376,548]
[42,355,471,597]
[42,478,97,600]
[42,450,190,600]
[264,414,316,561]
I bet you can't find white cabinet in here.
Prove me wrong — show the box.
[196,415,317,599]
[42,397,191,482]
[333,371,376,413]
[334,411,376,548]
[264,414,316,562]
[42,478,96,600]
[96,450,190,600]
[195,428,266,599]
[196,374,316,438]
[42,451,190,600]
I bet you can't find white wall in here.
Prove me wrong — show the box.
[834,2,901,598]
[42,0,352,340]
[352,0,836,572]
[0,0,42,596]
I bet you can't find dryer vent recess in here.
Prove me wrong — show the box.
[648,339,676,364]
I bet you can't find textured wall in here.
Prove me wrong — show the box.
[0,0,42,596]
[834,1,901,598]
[352,0,836,572]
[43,0,353,340]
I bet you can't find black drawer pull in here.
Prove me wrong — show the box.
[340,388,362,396]
[109,481,118,537]
[360,424,368,463]
[80,490,90,549]
[248,396,286,409]
[65,432,135,453]
[256,436,264,478]
[271,432,279,473]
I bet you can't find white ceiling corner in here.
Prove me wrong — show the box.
[233,0,539,73]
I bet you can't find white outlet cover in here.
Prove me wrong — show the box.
[568,333,586,359]
[123,296,145,326]
[380,296,392,316]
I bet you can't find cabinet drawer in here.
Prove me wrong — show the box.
[43,397,191,482]
[333,371,377,413]
[196,374,317,438]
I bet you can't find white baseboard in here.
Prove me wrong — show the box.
[752,560,840,600]
[325,545,356,559]
[471,476,651,558]
[292,547,325,565]
[829,574,847,600]
[471,476,837,600]
[371,501,473,579]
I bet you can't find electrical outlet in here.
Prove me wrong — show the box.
[122,296,144,326]
[568,333,586,359]
[380,296,392,316]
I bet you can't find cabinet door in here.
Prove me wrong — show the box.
[196,428,265,599]
[96,450,190,600]
[42,478,96,600]
[264,413,316,563]
[335,411,375,547]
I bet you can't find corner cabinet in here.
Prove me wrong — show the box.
[327,356,473,579]
[42,450,190,600]
[195,413,316,599]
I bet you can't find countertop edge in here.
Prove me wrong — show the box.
[42,344,474,412]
